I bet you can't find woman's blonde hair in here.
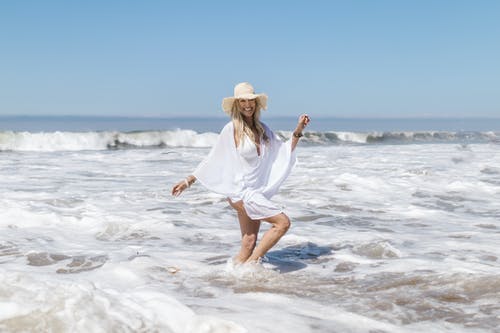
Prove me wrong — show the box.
[230,99,269,147]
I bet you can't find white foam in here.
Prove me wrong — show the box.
[0,130,218,151]
[335,131,370,143]
[1,142,500,331]
[0,131,112,151]
[353,241,402,259]
[0,270,246,333]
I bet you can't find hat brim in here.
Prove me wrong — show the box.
[222,94,268,113]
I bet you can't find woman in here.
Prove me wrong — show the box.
[172,82,310,263]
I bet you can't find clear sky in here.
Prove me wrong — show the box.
[1,0,499,118]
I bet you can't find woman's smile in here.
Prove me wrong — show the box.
[238,99,256,118]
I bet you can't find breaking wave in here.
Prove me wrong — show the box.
[280,130,500,146]
[1,130,498,151]
[0,130,218,152]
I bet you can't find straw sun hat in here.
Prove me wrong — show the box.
[222,82,268,113]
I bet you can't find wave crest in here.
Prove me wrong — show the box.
[0,130,218,152]
[1,130,498,151]
[277,130,499,145]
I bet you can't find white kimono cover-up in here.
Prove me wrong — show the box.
[193,121,296,220]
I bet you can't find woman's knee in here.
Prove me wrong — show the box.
[275,214,291,233]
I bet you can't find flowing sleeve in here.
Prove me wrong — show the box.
[262,124,297,198]
[192,122,243,197]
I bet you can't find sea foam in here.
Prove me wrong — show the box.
[1,137,500,332]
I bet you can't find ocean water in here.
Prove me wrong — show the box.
[1,117,500,332]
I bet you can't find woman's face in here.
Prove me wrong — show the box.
[238,99,256,119]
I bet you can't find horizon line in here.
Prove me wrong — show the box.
[1,115,500,120]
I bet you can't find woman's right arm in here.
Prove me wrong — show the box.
[290,114,310,151]
[171,175,197,197]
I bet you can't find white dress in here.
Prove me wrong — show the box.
[193,121,296,220]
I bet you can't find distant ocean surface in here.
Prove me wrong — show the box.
[1,115,500,132]
[1,115,500,332]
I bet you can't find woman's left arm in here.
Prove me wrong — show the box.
[291,114,310,151]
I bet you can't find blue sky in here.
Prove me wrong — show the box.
[1,0,499,118]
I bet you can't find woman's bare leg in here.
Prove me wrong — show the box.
[245,213,290,263]
[235,210,261,263]
[228,200,261,263]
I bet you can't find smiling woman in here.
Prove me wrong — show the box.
[171,82,310,264]
[225,83,269,156]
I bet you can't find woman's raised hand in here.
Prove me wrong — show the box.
[295,114,311,135]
